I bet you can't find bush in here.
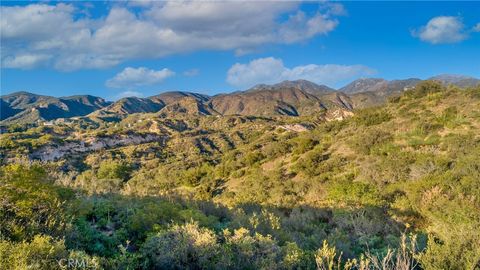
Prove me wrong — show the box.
[465,85,480,98]
[223,227,283,269]
[349,129,393,155]
[263,140,292,158]
[404,80,445,98]
[435,106,467,128]
[293,148,330,177]
[282,242,315,269]
[75,170,124,194]
[419,233,480,270]
[182,163,214,187]
[353,109,392,126]
[244,151,266,166]
[141,222,220,269]
[0,164,73,241]
[0,235,100,270]
[292,136,319,155]
[97,160,132,181]
[326,180,383,206]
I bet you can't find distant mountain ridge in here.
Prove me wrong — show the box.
[0,91,111,124]
[1,74,478,124]
[339,78,421,94]
[429,74,480,88]
[248,79,335,95]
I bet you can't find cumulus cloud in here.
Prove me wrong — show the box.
[106,67,175,88]
[226,57,375,88]
[1,2,343,70]
[414,16,468,44]
[279,11,338,43]
[2,54,51,69]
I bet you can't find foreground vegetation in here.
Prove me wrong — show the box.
[1,81,480,269]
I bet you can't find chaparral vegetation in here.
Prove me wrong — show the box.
[1,81,480,269]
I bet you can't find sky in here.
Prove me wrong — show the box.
[1,1,479,100]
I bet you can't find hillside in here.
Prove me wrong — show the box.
[0,91,110,124]
[1,81,479,269]
[93,97,164,115]
[248,79,335,95]
[340,78,420,94]
[212,87,329,116]
[150,91,210,104]
[2,76,478,125]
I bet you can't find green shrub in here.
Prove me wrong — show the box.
[243,151,266,166]
[293,147,330,177]
[0,164,73,241]
[97,160,132,181]
[262,140,291,159]
[353,109,392,126]
[326,180,383,206]
[0,235,101,270]
[404,80,445,98]
[436,106,467,128]
[349,129,393,155]
[182,163,214,187]
[141,222,220,269]
[292,136,319,155]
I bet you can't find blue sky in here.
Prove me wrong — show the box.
[1,1,479,100]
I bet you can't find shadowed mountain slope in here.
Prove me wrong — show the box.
[1,91,110,124]
[2,75,479,125]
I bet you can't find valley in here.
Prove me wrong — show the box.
[1,79,480,269]
[2,1,479,268]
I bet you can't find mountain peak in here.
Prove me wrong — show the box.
[430,74,474,80]
[248,79,334,95]
[429,74,480,88]
[2,91,39,97]
[1,92,110,123]
[339,78,388,94]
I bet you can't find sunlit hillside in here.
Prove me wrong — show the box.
[1,81,479,269]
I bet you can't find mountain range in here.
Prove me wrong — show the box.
[1,74,478,125]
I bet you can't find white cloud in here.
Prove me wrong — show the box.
[279,11,338,43]
[2,54,51,69]
[474,23,480,32]
[414,16,468,44]
[323,3,347,16]
[226,57,375,89]
[128,1,154,8]
[183,69,199,77]
[1,2,343,70]
[1,4,93,70]
[106,67,175,88]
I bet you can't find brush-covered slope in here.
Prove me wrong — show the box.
[248,79,335,95]
[210,86,346,116]
[94,97,163,115]
[1,81,479,269]
[3,75,478,125]
[340,78,421,108]
[339,78,421,94]
[158,96,219,117]
[150,91,210,105]
[339,78,389,94]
